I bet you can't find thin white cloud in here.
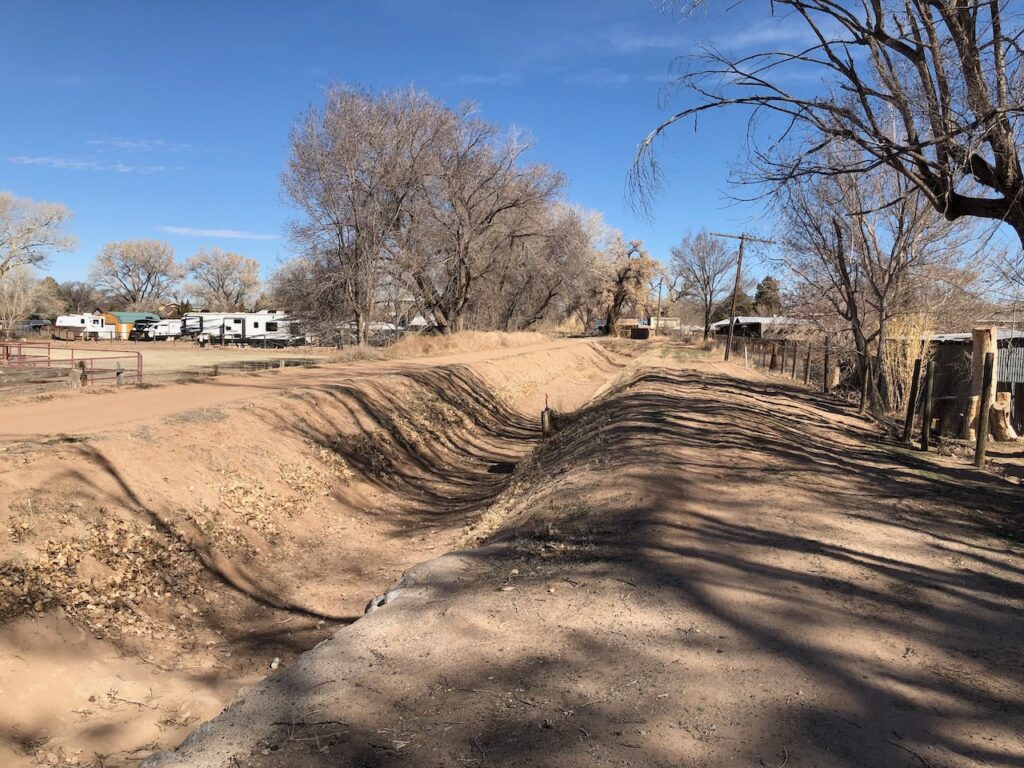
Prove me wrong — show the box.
[156,226,280,241]
[610,19,819,56]
[722,22,817,51]
[610,33,689,53]
[8,155,168,173]
[566,71,632,86]
[86,138,193,152]
[453,72,522,86]
[564,69,655,87]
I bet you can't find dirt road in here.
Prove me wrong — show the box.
[145,350,1024,768]
[0,338,587,440]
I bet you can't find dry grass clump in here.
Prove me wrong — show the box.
[880,313,933,413]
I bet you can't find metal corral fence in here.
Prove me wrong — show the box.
[1,340,143,386]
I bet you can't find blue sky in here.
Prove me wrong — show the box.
[1,1,811,283]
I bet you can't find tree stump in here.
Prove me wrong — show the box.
[964,396,980,443]
[990,392,1020,442]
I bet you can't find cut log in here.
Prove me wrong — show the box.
[990,392,1020,442]
[967,326,998,438]
[964,396,980,442]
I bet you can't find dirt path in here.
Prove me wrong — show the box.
[144,348,1024,768]
[0,338,586,440]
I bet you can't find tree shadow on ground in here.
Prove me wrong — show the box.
[219,366,1023,768]
[258,364,544,532]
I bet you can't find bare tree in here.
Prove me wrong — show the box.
[599,236,659,336]
[0,191,75,280]
[284,86,433,344]
[472,203,593,331]
[564,212,619,333]
[0,266,63,337]
[400,109,564,333]
[282,84,575,341]
[777,159,979,404]
[187,247,261,310]
[634,1,1024,245]
[670,229,738,338]
[90,240,183,308]
[57,281,101,313]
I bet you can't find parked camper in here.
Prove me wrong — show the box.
[150,318,183,340]
[54,313,116,341]
[180,311,303,347]
[129,318,183,341]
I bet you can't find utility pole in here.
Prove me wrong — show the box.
[654,276,663,336]
[711,232,775,361]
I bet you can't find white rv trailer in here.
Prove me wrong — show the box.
[53,313,116,340]
[129,318,183,341]
[180,311,302,347]
[150,318,183,340]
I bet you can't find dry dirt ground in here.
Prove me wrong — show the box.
[1,331,551,405]
[141,345,1023,768]
[0,336,627,767]
[0,337,581,439]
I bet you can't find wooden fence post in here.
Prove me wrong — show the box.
[770,343,778,372]
[974,352,995,467]
[921,359,935,451]
[859,357,871,414]
[903,358,922,442]
[803,345,811,385]
[1015,382,1024,434]
[743,342,748,368]
[780,343,787,375]
[823,337,831,394]
[791,342,798,378]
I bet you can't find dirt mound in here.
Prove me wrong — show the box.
[141,348,1024,768]
[0,340,630,767]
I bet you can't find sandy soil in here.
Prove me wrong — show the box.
[142,344,1024,768]
[0,338,631,767]
[0,338,591,440]
[1,331,553,401]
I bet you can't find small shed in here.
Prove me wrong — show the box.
[102,311,161,340]
[928,329,1024,434]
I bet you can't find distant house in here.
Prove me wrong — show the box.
[929,328,1024,387]
[710,316,804,339]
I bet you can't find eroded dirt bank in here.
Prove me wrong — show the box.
[143,348,1023,768]
[0,339,629,767]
